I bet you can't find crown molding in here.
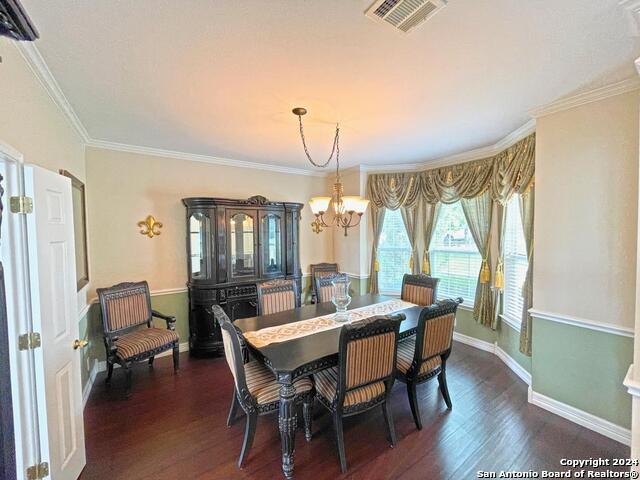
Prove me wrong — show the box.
[529,77,640,118]
[620,0,640,36]
[360,118,536,174]
[13,41,90,143]
[86,139,325,177]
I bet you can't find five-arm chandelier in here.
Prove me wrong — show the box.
[292,107,369,236]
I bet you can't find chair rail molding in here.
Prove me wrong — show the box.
[529,308,634,338]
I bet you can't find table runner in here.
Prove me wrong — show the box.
[243,299,417,348]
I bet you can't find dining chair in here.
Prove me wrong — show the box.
[256,278,300,315]
[310,262,339,303]
[97,281,179,398]
[315,313,404,473]
[314,272,348,304]
[213,305,314,468]
[395,298,462,430]
[401,273,440,306]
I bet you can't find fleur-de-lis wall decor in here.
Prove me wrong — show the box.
[138,215,163,238]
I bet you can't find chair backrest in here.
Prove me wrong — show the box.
[315,272,348,304]
[97,281,152,334]
[401,274,439,306]
[411,298,463,374]
[310,262,339,301]
[256,279,300,315]
[212,305,254,409]
[336,314,404,408]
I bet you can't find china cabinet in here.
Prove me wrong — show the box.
[183,195,302,356]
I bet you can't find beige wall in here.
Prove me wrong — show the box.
[85,147,334,298]
[0,40,85,179]
[534,91,639,329]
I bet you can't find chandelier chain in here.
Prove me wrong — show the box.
[297,114,340,169]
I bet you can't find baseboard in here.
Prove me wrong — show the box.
[528,388,631,446]
[84,341,190,408]
[452,331,495,353]
[494,345,532,385]
[82,359,100,408]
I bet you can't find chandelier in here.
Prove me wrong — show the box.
[292,107,369,236]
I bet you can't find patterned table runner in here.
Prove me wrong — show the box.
[243,299,417,348]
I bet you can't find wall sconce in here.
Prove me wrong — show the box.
[138,215,163,238]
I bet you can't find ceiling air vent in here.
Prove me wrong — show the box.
[365,0,447,34]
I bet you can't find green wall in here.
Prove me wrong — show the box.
[531,316,632,429]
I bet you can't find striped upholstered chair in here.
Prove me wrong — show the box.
[315,314,404,473]
[256,278,300,315]
[315,272,348,304]
[401,273,439,306]
[396,298,462,429]
[310,262,339,303]
[97,281,179,397]
[212,306,314,467]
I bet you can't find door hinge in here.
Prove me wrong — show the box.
[26,461,49,480]
[18,332,41,351]
[9,195,33,214]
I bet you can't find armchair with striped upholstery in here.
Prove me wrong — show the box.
[315,313,404,473]
[314,272,348,304]
[97,281,179,397]
[213,305,314,468]
[401,273,439,306]
[256,278,300,315]
[396,298,463,429]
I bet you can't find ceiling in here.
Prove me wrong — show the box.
[21,0,640,170]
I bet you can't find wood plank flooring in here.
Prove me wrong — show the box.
[80,342,629,480]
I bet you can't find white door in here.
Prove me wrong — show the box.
[25,164,86,480]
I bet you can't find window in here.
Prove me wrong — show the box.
[503,195,528,326]
[430,202,481,306]
[378,208,412,293]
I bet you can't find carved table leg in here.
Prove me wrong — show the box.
[278,377,297,479]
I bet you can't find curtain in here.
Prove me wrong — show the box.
[421,201,440,275]
[367,133,535,207]
[492,202,507,330]
[400,206,419,273]
[461,191,495,327]
[519,186,535,356]
[368,206,386,294]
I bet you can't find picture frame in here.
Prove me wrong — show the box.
[59,170,89,290]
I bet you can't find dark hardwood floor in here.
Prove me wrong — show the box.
[80,342,629,480]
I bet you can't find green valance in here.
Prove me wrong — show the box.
[366,133,535,207]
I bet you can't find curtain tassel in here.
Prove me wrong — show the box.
[409,254,414,272]
[480,259,491,284]
[422,250,430,275]
[374,258,380,272]
[494,258,504,289]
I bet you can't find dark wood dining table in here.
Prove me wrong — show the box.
[233,293,424,479]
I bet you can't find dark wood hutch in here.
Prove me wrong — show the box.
[183,195,303,356]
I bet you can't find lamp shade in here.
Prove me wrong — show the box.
[354,198,369,214]
[341,196,361,213]
[309,196,331,214]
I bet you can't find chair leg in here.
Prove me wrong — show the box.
[172,344,180,372]
[148,356,155,366]
[407,382,422,430]
[303,397,313,442]
[332,413,347,473]
[227,389,240,427]
[382,400,397,447]
[438,369,452,409]
[124,363,133,399]
[105,360,114,384]
[238,412,257,468]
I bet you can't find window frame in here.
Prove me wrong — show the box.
[377,208,412,295]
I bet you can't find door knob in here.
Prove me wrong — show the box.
[73,339,88,350]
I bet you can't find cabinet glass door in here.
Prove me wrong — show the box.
[230,212,256,278]
[189,212,210,281]
[261,213,283,276]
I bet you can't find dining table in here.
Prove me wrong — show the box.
[233,293,424,479]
